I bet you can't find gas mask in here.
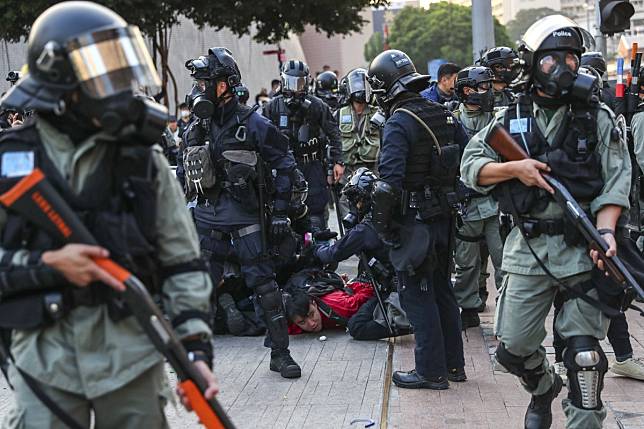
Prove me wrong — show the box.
[188,84,214,120]
[465,84,495,112]
[533,50,596,102]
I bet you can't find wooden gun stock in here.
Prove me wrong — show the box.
[486,123,529,162]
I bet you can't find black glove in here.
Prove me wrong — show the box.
[313,229,338,242]
[270,213,291,240]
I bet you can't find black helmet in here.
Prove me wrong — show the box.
[367,50,429,109]
[456,66,495,111]
[345,68,368,103]
[581,52,607,77]
[207,47,242,86]
[341,167,378,227]
[479,47,520,84]
[315,71,338,95]
[2,1,161,114]
[518,15,596,99]
[281,60,310,99]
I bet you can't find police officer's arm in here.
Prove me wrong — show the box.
[632,112,644,174]
[254,115,297,212]
[460,110,553,193]
[150,148,213,345]
[314,224,380,264]
[319,101,342,165]
[378,113,411,190]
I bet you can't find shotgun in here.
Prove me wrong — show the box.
[0,169,236,429]
[486,123,644,301]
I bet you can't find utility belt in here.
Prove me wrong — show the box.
[402,185,458,222]
[293,137,324,164]
[195,224,261,241]
[0,284,130,331]
[512,215,589,247]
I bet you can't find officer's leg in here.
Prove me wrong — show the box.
[347,297,393,340]
[453,219,483,327]
[551,291,568,383]
[4,365,91,429]
[93,362,169,429]
[477,241,490,307]
[232,229,301,378]
[433,243,466,379]
[494,273,562,429]
[556,276,609,429]
[195,226,231,326]
[483,215,505,291]
[304,163,330,233]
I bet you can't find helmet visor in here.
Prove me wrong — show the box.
[347,72,366,96]
[67,26,161,99]
[281,75,308,94]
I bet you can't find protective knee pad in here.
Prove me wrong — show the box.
[255,282,289,350]
[495,342,546,391]
[563,336,607,410]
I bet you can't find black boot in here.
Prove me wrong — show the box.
[477,288,489,312]
[460,308,480,329]
[270,349,302,378]
[524,374,563,429]
[448,367,467,382]
[218,293,246,336]
[392,370,449,390]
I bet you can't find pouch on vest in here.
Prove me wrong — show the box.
[493,179,548,215]
[429,143,460,183]
[221,150,259,212]
[0,292,62,330]
[547,148,603,202]
[184,145,217,194]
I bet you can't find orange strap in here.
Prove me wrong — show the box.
[0,168,45,207]
[180,380,225,429]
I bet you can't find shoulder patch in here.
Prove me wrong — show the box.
[1,151,34,177]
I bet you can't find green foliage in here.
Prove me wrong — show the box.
[388,2,512,73]
[505,7,563,44]
[364,32,384,63]
[0,0,389,44]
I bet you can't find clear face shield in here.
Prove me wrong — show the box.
[347,71,367,103]
[281,74,308,98]
[67,25,161,99]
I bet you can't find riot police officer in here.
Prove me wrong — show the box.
[315,70,340,111]
[461,15,631,428]
[367,49,468,389]
[451,66,504,327]
[0,2,217,427]
[264,60,344,233]
[479,46,520,107]
[581,52,616,111]
[183,48,302,378]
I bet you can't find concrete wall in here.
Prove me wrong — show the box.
[0,18,306,112]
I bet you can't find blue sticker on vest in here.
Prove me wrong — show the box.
[1,151,34,178]
[340,114,352,124]
[509,118,529,134]
[279,115,288,128]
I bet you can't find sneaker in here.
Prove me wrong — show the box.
[611,357,644,381]
[553,361,567,386]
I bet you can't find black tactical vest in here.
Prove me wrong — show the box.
[268,96,324,163]
[492,94,604,215]
[393,97,460,192]
[0,122,160,292]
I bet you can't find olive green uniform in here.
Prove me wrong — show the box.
[453,104,504,310]
[2,119,213,428]
[630,109,644,249]
[461,102,631,428]
[339,104,380,175]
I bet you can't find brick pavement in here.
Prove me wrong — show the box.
[387,282,644,429]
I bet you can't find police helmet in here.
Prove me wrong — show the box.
[581,52,607,77]
[281,60,310,98]
[367,50,429,109]
[316,71,338,94]
[518,15,596,98]
[342,167,378,218]
[345,68,369,103]
[2,1,161,113]
[479,47,520,84]
[455,66,495,111]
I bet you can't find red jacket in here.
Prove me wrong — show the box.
[288,281,374,335]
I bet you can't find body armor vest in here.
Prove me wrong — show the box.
[269,96,324,164]
[338,105,380,165]
[492,94,604,215]
[0,123,159,294]
[393,97,460,192]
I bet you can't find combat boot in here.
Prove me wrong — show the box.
[218,293,246,336]
[524,373,563,429]
[392,370,449,390]
[270,349,301,378]
[460,308,480,329]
